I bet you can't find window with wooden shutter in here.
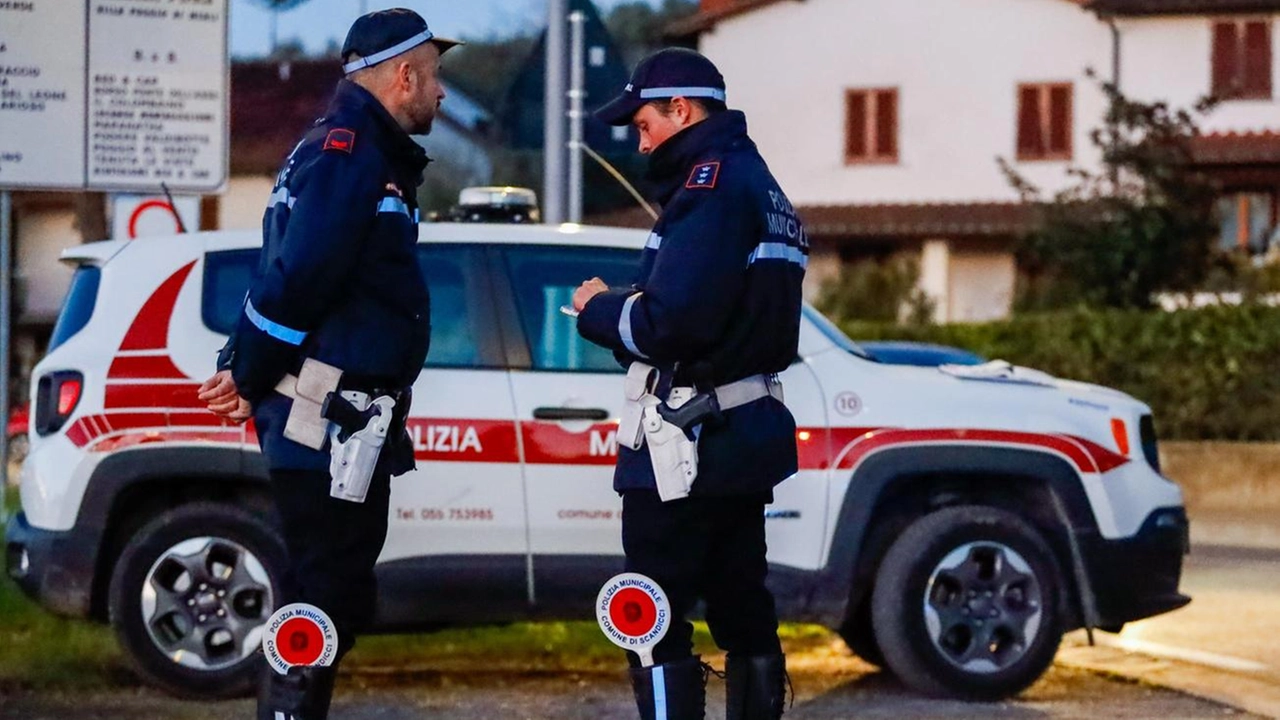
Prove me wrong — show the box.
[1212,19,1273,100]
[1016,83,1073,161]
[845,88,899,164]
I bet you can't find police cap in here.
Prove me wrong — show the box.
[341,8,462,75]
[596,48,726,127]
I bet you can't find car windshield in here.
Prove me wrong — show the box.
[801,304,875,361]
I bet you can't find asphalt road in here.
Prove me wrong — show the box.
[1059,540,1280,718]
[4,536,1274,719]
[2,649,1255,719]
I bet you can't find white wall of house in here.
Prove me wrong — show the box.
[699,0,1112,205]
[217,175,276,230]
[1118,15,1280,133]
[16,209,77,325]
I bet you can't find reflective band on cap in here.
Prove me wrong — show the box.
[639,86,726,102]
[343,30,434,74]
[747,242,808,269]
[619,293,648,359]
[653,665,668,720]
[245,299,308,346]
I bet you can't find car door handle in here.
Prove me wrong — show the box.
[533,407,610,422]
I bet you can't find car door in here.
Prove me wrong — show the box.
[374,244,529,627]
[495,244,641,613]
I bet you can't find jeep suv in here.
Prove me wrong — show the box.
[6,223,1190,701]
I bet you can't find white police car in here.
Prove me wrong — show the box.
[6,222,1190,701]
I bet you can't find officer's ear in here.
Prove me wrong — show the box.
[669,97,703,129]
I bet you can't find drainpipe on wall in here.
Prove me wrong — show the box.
[1107,15,1122,90]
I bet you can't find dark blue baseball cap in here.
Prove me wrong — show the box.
[341,8,462,75]
[595,48,727,126]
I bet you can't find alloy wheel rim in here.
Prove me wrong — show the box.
[922,541,1043,674]
[139,536,274,670]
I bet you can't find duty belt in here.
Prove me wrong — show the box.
[618,366,786,502]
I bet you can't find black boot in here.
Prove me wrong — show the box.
[725,653,787,720]
[628,655,706,720]
[257,662,337,720]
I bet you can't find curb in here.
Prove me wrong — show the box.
[1057,636,1280,719]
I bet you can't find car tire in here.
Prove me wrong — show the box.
[108,502,286,699]
[838,599,885,667]
[871,505,1064,700]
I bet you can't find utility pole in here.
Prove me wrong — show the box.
[568,11,586,223]
[543,0,568,224]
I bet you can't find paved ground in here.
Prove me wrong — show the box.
[2,653,1257,719]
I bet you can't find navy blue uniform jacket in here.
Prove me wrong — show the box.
[221,80,431,474]
[577,111,808,495]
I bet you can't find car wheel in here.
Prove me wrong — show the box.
[871,505,1064,700]
[108,502,285,699]
[837,598,885,667]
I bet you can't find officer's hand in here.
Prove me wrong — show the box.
[573,277,609,312]
[224,397,253,425]
[199,370,238,404]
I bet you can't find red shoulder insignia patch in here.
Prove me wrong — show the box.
[686,161,721,190]
[323,128,356,154]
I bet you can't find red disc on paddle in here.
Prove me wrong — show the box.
[609,587,658,637]
[276,617,325,666]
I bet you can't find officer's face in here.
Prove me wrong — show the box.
[404,43,445,135]
[632,102,686,155]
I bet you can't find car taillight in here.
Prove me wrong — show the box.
[58,379,82,415]
[35,371,84,436]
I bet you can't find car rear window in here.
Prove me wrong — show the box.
[201,249,257,336]
[48,265,102,352]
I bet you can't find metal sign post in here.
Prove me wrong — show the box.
[1,190,11,519]
[567,11,586,224]
[543,0,568,225]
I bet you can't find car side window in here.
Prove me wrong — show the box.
[502,246,641,372]
[201,246,498,369]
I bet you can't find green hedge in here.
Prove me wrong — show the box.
[838,305,1280,441]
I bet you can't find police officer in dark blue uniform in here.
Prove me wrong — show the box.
[573,48,808,720]
[198,9,459,719]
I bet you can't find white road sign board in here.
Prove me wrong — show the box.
[0,0,228,193]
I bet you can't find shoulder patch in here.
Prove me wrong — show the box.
[323,128,356,154]
[685,161,720,190]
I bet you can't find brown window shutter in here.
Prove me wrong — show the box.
[1212,21,1240,97]
[1048,85,1072,155]
[875,90,898,159]
[1017,85,1044,158]
[1243,21,1272,98]
[846,91,868,160]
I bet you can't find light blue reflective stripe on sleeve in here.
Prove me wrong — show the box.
[268,187,295,209]
[620,292,649,359]
[639,86,727,102]
[747,242,808,269]
[644,232,663,251]
[244,299,308,346]
[414,208,421,223]
[378,197,411,217]
[652,665,668,720]
[343,30,434,74]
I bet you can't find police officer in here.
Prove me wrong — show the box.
[573,48,807,720]
[197,9,458,719]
